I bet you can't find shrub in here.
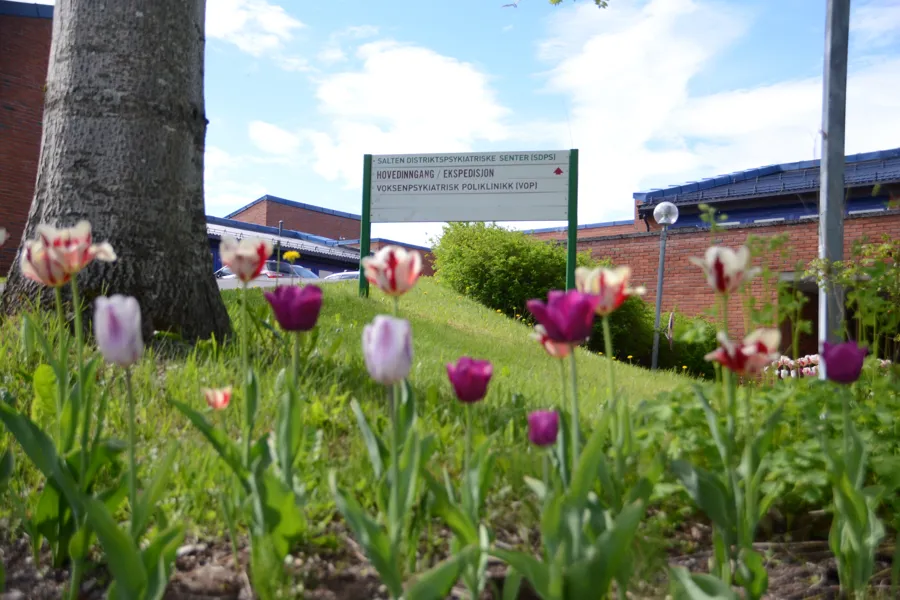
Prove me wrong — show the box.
[431,222,595,318]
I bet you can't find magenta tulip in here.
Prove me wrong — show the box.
[526,290,601,344]
[264,284,323,331]
[821,341,868,384]
[446,357,493,403]
[528,410,559,447]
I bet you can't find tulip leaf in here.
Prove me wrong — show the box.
[735,548,768,600]
[670,566,739,600]
[502,567,523,600]
[351,399,385,479]
[671,460,733,533]
[22,314,56,367]
[248,467,306,559]
[424,472,478,544]
[569,410,611,507]
[397,380,417,441]
[524,476,547,502]
[133,442,179,539]
[692,385,728,465]
[0,449,13,495]
[141,524,185,600]
[490,548,550,599]
[552,409,572,488]
[83,496,148,599]
[31,363,58,431]
[245,368,260,438]
[169,399,249,492]
[329,472,403,599]
[0,403,82,512]
[405,546,476,600]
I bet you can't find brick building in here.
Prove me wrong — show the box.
[0,0,53,273]
[527,148,900,354]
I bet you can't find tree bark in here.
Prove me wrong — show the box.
[0,0,231,342]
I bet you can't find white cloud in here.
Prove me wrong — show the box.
[301,40,511,187]
[248,121,301,155]
[207,0,304,56]
[315,25,380,66]
[852,0,900,47]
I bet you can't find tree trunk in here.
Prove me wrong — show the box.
[0,0,231,342]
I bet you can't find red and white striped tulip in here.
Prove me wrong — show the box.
[203,386,232,411]
[575,266,645,316]
[705,328,781,376]
[362,245,422,296]
[530,324,573,359]
[689,245,760,295]
[220,235,273,283]
[21,239,71,287]
[37,221,116,275]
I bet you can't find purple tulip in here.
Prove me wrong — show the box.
[362,315,413,385]
[528,410,559,447]
[446,357,493,404]
[94,295,144,367]
[821,341,869,384]
[264,285,323,332]
[526,290,601,345]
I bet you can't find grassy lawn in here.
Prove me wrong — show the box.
[0,277,692,541]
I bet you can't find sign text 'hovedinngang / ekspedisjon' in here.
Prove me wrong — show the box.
[369,151,571,223]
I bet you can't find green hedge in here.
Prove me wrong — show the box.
[432,222,717,377]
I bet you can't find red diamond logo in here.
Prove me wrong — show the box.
[553,167,563,175]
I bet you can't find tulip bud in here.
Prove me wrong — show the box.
[689,245,760,295]
[528,410,559,447]
[526,290,601,345]
[362,245,423,296]
[203,387,232,411]
[574,266,645,316]
[821,341,868,384]
[264,284,323,331]
[94,295,144,367]
[446,357,493,403]
[220,235,273,283]
[362,315,412,385]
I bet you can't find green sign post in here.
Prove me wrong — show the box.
[359,149,579,297]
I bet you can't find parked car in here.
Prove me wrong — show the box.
[323,271,359,282]
[215,261,318,280]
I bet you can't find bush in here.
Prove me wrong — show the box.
[431,222,595,318]
[432,222,717,377]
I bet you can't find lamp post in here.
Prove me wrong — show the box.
[651,202,679,370]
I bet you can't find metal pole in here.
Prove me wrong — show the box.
[276,220,284,286]
[818,0,850,379]
[359,154,373,298]
[651,225,668,370]
[565,149,579,290]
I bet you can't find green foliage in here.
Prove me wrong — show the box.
[431,222,595,318]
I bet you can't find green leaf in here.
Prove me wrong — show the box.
[569,410,611,506]
[735,548,768,600]
[22,314,55,367]
[523,476,547,502]
[351,399,385,478]
[245,368,260,439]
[329,472,403,598]
[404,546,476,600]
[132,442,179,539]
[0,449,13,494]
[30,364,57,430]
[0,404,81,512]
[141,524,185,600]
[424,472,478,545]
[490,548,550,599]
[670,566,739,600]
[248,468,306,559]
[397,380,417,442]
[502,567,523,600]
[671,460,733,533]
[169,400,249,492]
[83,497,147,598]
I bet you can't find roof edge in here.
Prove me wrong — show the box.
[225,194,362,221]
[0,0,53,18]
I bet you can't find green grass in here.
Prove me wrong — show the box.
[0,277,692,541]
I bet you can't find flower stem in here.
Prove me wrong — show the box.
[568,351,580,476]
[602,316,618,439]
[126,368,138,540]
[464,404,473,515]
[241,283,251,467]
[542,452,550,500]
[53,287,68,448]
[389,382,401,550]
[283,332,302,487]
[71,279,90,488]
[393,296,400,317]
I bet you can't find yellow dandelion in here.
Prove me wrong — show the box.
[627,355,633,359]
[283,250,300,263]
[682,365,687,369]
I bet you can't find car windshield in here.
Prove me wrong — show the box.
[291,265,318,278]
[265,261,294,275]
[216,266,233,276]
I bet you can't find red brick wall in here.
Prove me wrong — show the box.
[531,221,642,242]
[230,200,361,242]
[0,14,52,274]
[578,211,900,344]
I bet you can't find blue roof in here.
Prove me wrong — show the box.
[225,194,361,221]
[206,215,342,246]
[523,219,636,235]
[336,238,432,253]
[0,1,53,18]
[635,147,900,207]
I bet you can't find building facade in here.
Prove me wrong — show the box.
[0,1,53,274]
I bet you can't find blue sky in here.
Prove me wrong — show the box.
[20,0,900,245]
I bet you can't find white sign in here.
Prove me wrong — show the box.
[369,150,572,223]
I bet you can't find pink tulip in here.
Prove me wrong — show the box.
[37,221,116,275]
[362,245,422,296]
[264,284,323,331]
[93,295,144,367]
[526,290,601,345]
[705,329,781,376]
[689,245,760,295]
[203,387,232,411]
[530,324,573,358]
[220,235,273,283]
[575,266,645,316]
[446,357,493,404]
[528,411,559,447]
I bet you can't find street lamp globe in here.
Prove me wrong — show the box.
[653,201,679,226]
